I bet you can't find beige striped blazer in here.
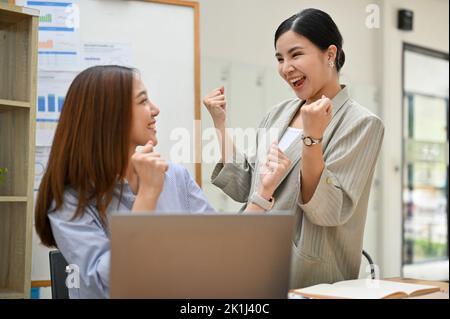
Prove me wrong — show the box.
[211,86,385,289]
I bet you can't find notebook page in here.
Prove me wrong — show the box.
[293,284,402,299]
[333,279,438,295]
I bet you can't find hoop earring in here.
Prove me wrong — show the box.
[328,61,335,68]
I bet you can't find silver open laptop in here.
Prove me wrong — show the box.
[110,213,294,298]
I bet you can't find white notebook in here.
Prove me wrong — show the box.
[290,279,440,299]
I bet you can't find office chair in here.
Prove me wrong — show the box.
[362,249,376,280]
[49,250,70,299]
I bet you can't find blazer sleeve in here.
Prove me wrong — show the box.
[211,113,271,203]
[298,115,385,226]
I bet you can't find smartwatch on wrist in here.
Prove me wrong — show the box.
[250,191,275,211]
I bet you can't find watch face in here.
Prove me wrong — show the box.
[304,137,312,146]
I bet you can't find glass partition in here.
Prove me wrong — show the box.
[402,43,449,281]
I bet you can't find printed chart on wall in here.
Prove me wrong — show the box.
[26,0,81,70]
[16,0,131,285]
[13,0,132,193]
[34,71,77,190]
[19,0,81,193]
[35,71,76,139]
[82,42,132,68]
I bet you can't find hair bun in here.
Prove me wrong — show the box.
[337,49,345,71]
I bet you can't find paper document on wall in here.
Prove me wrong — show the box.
[34,146,51,191]
[82,42,133,69]
[25,0,81,70]
[35,70,78,146]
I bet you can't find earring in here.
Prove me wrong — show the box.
[328,61,335,68]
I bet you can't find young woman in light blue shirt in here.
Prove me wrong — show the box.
[34,65,214,298]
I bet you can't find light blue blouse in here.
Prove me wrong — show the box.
[47,163,215,299]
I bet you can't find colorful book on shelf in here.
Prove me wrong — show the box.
[289,279,440,299]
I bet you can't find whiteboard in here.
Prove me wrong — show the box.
[80,0,200,179]
[30,0,200,283]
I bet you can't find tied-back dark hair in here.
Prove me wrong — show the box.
[274,8,346,72]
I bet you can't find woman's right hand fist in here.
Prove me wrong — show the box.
[131,141,168,196]
[203,86,227,125]
[258,142,291,198]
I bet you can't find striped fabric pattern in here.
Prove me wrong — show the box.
[211,86,385,289]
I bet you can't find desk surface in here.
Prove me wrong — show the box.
[386,278,449,299]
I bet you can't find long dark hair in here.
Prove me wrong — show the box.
[274,8,345,72]
[35,65,135,247]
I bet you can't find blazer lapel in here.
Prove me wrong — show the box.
[331,85,350,117]
[273,132,302,191]
[275,100,303,141]
[253,100,302,192]
[322,85,350,149]
[258,100,304,191]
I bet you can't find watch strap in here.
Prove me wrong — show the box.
[250,191,274,211]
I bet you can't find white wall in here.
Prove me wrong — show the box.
[198,0,380,80]
[379,0,449,278]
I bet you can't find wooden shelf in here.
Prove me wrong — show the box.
[0,196,28,202]
[0,288,25,299]
[0,2,38,299]
[0,99,31,109]
[0,107,30,197]
[0,3,39,17]
[0,3,39,102]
